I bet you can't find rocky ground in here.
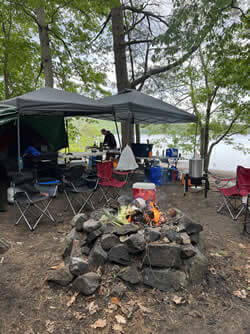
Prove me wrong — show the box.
[0,177,249,334]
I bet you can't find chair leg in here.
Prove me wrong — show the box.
[15,201,34,231]
[78,191,96,214]
[64,191,77,215]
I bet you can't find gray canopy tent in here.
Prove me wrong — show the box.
[98,89,198,124]
[2,87,114,172]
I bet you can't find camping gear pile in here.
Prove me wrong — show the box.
[47,198,208,295]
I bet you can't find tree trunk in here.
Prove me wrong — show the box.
[35,7,54,87]
[111,6,134,147]
[135,124,140,143]
[200,127,205,159]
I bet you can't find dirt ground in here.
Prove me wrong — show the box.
[0,176,249,334]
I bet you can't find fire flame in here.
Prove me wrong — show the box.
[148,201,162,226]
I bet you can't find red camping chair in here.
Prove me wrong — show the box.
[217,166,250,221]
[97,161,127,205]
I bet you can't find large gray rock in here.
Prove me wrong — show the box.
[142,267,187,291]
[88,241,108,267]
[118,266,141,284]
[69,257,89,276]
[73,272,100,295]
[101,233,120,251]
[82,219,101,233]
[87,227,103,243]
[144,227,161,242]
[143,243,182,268]
[179,232,191,245]
[108,245,130,265]
[114,224,138,236]
[47,265,74,287]
[177,217,203,235]
[183,248,208,283]
[71,213,89,231]
[117,195,132,207]
[180,245,196,259]
[101,223,116,234]
[63,228,83,259]
[161,229,182,243]
[123,233,146,254]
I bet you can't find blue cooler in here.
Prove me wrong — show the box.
[150,166,161,185]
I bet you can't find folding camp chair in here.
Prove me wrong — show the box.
[62,165,99,215]
[217,166,250,221]
[13,175,58,231]
[97,161,127,205]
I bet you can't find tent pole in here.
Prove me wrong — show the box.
[17,114,21,173]
[113,111,121,151]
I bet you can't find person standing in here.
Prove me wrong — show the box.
[101,129,117,149]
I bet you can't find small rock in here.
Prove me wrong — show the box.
[179,232,191,245]
[83,219,101,233]
[81,246,90,256]
[90,209,105,221]
[108,245,130,265]
[70,213,88,229]
[123,233,146,254]
[110,284,126,298]
[73,272,100,295]
[168,208,177,217]
[101,234,120,251]
[87,227,103,243]
[142,267,187,291]
[143,243,182,268]
[144,227,161,242]
[63,228,82,259]
[47,265,74,287]
[88,241,108,268]
[114,224,138,236]
[69,257,89,276]
[190,233,199,245]
[181,245,196,259]
[118,266,141,284]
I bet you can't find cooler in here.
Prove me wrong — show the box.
[132,182,156,201]
[166,148,178,158]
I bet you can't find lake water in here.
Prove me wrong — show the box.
[139,134,250,172]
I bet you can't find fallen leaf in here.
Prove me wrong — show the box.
[87,301,99,315]
[137,302,151,313]
[187,310,202,318]
[49,262,64,270]
[233,290,247,299]
[45,320,56,333]
[67,292,79,307]
[239,243,247,249]
[172,295,186,305]
[73,312,85,320]
[90,319,107,329]
[209,267,217,275]
[115,314,127,324]
[111,297,121,306]
[113,324,124,332]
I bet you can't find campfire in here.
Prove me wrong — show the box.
[117,198,168,227]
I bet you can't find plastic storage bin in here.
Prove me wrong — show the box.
[132,182,156,201]
[150,166,161,185]
[166,148,178,158]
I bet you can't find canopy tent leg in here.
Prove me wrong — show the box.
[113,111,121,150]
[17,114,21,173]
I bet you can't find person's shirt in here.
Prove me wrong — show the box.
[103,131,117,149]
[23,145,40,157]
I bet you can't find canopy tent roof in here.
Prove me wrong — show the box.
[97,89,197,124]
[0,104,18,126]
[3,87,113,116]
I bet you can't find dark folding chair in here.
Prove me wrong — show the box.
[62,165,99,215]
[217,166,250,221]
[13,175,58,231]
[97,161,127,205]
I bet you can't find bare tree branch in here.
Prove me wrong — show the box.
[124,38,153,46]
[123,5,169,27]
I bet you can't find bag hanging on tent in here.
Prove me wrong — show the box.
[116,145,138,171]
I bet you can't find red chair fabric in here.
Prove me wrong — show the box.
[97,161,127,188]
[218,166,250,197]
